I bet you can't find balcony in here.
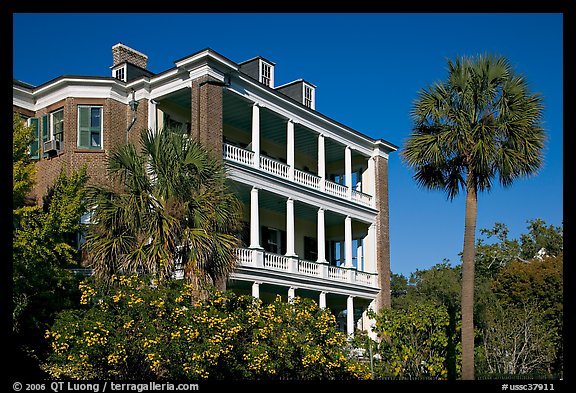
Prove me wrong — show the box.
[235,248,378,288]
[223,143,373,207]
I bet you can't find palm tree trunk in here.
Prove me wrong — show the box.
[461,178,478,380]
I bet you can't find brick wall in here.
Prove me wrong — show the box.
[374,155,391,311]
[191,76,223,158]
[14,96,147,205]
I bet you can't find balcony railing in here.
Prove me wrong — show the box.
[235,248,377,288]
[260,155,289,179]
[223,143,374,207]
[224,143,254,166]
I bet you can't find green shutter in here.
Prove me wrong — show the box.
[41,114,49,142]
[78,106,91,148]
[29,117,39,159]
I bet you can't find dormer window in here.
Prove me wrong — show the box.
[114,65,126,82]
[304,84,314,108]
[260,60,274,87]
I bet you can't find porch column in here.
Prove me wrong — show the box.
[317,208,326,263]
[344,216,353,268]
[288,287,296,304]
[345,146,352,199]
[148,99,157,133]
[347,295,355,336]
[319,291,327,309]
[365,223,376,273]
[286,198,297,257]
[252,282,260,299]
[249,187,261,249]
[318,134,326,191]
[367,156,375,199]
[287,120,295,181]
[252,103,260,169]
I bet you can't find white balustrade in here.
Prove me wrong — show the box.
[298,259,321,276]
[259,155,289,179]
[223,143,254,166]
[236,248,255,266]
[264,253,290,271]
[352,189,373,207]
[355,271,375,286]
[325,180,348,199]
[294,169,321,190]
[328,266,348,282]
[234,248,375,288]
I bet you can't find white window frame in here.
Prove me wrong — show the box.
[50,108,64,142]
[303,84,314,109]
[114,65,126,82]
[260,60,273,87]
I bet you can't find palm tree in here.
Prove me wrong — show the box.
[400,54,545,380]
[84,127,243,293]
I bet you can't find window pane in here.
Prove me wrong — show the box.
[91,131,100,147]
[91,107,101,128]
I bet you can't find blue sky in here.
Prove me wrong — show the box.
[12,13,564,278]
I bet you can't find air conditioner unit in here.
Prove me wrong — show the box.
[43,139,61,154]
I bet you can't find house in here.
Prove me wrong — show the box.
[12,43,398,336]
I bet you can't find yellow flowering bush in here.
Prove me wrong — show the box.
[43,275,369,380]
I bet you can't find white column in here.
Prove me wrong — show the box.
[317,208,326,263]
[252,103,260,169]
[345,146,352,199]
[319,291,327,309]
[367,156,375,198]
[250,187,261,249]
[346,295,355,336]
[286,198,296,257]
[287,120,295,181]
[288,287,296,304]
[344,216,353,268]
[366,223,376,273]
[148,99,157,133]
[252,282,260,299]
[318,134,326,191]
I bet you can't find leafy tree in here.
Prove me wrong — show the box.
[43,275,370,380]
[475,220,563,280]
[13,112,36,210]
[519,219,563,260]
[475,222,522,279]
[392,262,461,379]
[479,300,556,376]
[84,127,243,291]
[13,167,89,377]
[401,54,545,379]
[490,254,563,375]
[369,303,460,379]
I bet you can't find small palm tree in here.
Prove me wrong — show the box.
[84,127,243,292]
[401,54,545,380]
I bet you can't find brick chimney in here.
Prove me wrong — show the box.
[112,43,148,69]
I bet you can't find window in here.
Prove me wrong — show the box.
[78,106,102,149]
[51,108,64,142]
[304,236,318,261]
[329,240,344,267]
[261,226,286,255]
[304,84,314,108]
[261,61,272,87]
[114,66,125,81]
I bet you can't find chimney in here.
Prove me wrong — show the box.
[112,43,148,69]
